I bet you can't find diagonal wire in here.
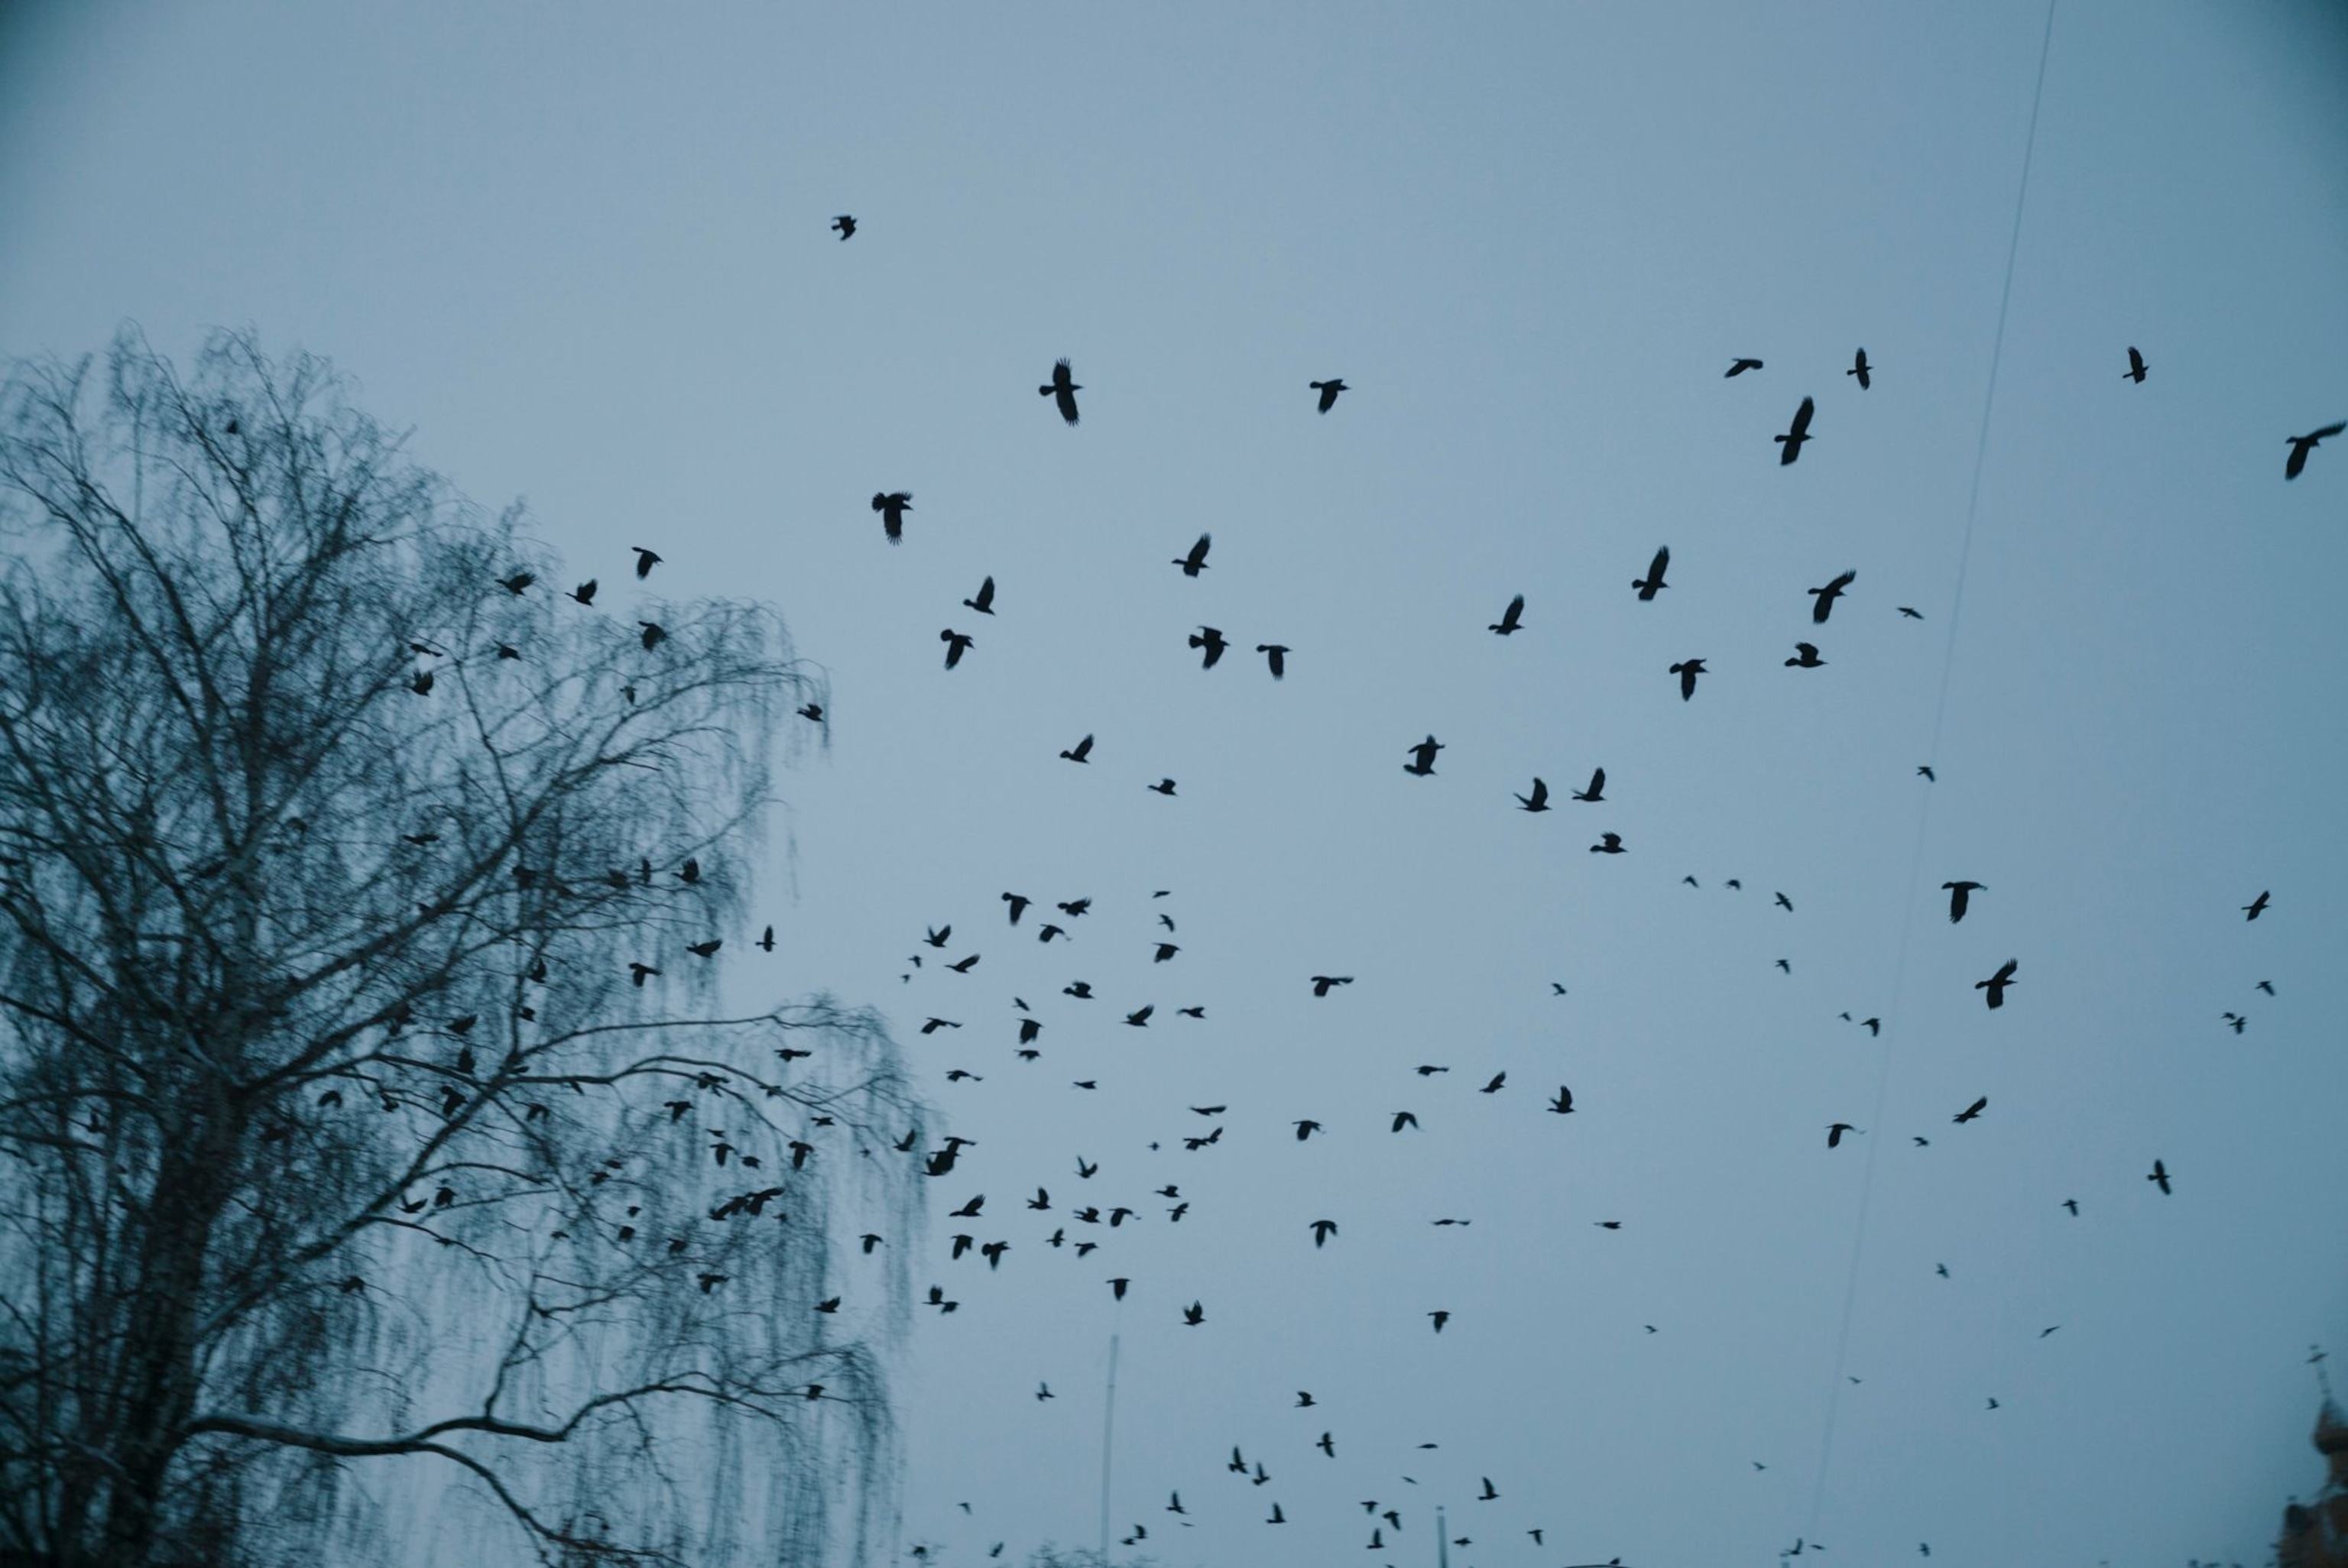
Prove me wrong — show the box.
[1803,0,2060,1541]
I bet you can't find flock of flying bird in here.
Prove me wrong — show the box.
[462,214,2324,1566]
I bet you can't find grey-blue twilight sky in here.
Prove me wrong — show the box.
[5,4,2346,1564]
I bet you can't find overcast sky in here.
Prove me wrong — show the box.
[5,4,2347,1564]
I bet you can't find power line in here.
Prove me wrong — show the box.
[1803,0,2061,1541]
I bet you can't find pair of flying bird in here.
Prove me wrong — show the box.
[1513,769,1606,812]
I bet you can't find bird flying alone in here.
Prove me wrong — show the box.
[2285,423,2343,479]
[871,491,912,544]
[939,629,974,669]
[1633,546,1670,600]
[1310,377,1349,413]
[2123,345,2147,383]
[1785,643,1825,668]
[962,576,996,614]
[1189,627,1228,669]
[1942,880,1983,922]
[1726,357,1763,377]
[1669,659,1707,701]
[832,215,856,240]
[1571,767,1605,802]
[1515,778,1549,812]
[1975,958,2018,1009]
[1776,397,1815,464]
[1172,533,1211,577]
[1041,359,1081,426]
[1489,594,1525,635]
[1808,569,1856,624]
[2243,890,2270,920]
[1847,348,1873,389]
[1255,643,1289,679]
[1403,735,1443,776]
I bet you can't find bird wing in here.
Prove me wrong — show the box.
[1826,569,1856,594]
[1649,546,1669,578]
[2314,422,2348,440]
[1792,396,1814,435]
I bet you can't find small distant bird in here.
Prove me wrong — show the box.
[1309,1219,1338,1247]
[632,547,662,578]
[1827,1123,1857,1148]
[1391,1111,1419,1132]
[2285,423,2343,479]
[871,491,913,544]
[1669,658,1707,700]
[1515,778,1550,812]
[1785,643,1825,668]
[2123,345,2147,383]
[1942,880,1984,922]
[1975,958,2018,1009]
[1571,767,1606,802]
[1633,546,1671,600]
[1776,397,1815,464]
[1173,534,1211,577]
[832,215,856,240]
[2147,1158,2171,1194]
[1776,958,1792,973]
[638,621,666,651]
[1428,1310,1450,1332]
[2062,1198,2078,1215]
[1403,735,1443,776]
[2243,890,2270,920]
[1547,1086,1575,1115]
[688,938,722,958]
[410,670,433,695]
[796,702,823,722]
[1917,765,1936,781]
[1489,594,1526,635]
[1189,626,1228,669]
[1726,358,1764,377]
[1478,1477,1499,1502]
[1479,1072,1506,1094]
[1774,892,1794,912]
[1310,975,1353,996]
[1059,734,1093,763]
[498,570,534,594]
[1952,1096,1987,1124]
[1310,378,1349,413]
[1255,643,1289,679]
[1847,348,1873,388]
[946,953,979,974]
[1125,1006,1153,1027]
[1937,1263,1950,1278]
[939,629,974,669]
[569,579,598,605]
[1182,1301,1205,1325]
[1147,779,1176,797]
[1590,832,1625,854]
[962,576,996,614]
[1036,1382,1054,1400]
[1152,941,1179,961]
[1041,359,1082,426]
[1808,569,1856,623]
[2257,980,2275,995]
[1986,1398,1999,1411]
[2039,1325,2061,1338]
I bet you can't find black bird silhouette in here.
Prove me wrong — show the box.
[832,215,855,240]
[2285,423,2343,479]
[1669,659,1707,700]
[1917,765,1936,781]
[498,570,534,594]
[1309,975,1354,996]
[2223,1010,2249,1035]
[1975,958,2019,1009]
[1182,1301,1204,1325]
[1571,767,1606,802]
[1590,832,1625,854]
[2123,345,2148,384]
[870,491,916,544]
[796,702,823,722]
[1173,534,1211,577]
[1255,643,1289,679]
[1153,941,1179,961]
[1774,892,1794,912]
[1942,880,1984,922]
[946,953,979,974]
[1776,397,1815,464]
[1429,1310,1449,1332]
[1003,892,1031,923]
[1827,1123,1857,1148]
[1478,1477,1499,1502]
[1147,779,1176,797]
[1633,546,1670,600]
[1391,1111,1419,1132]
[1479,1072,1506,1094]
[963,576,996,614]
[1953,1096,1987,1124]
[1310,1218,1338,1246]
[1899,605,1925,619]
[410,670,434,696]
[1847,348,1873,389]
[1490,594,1526,634]
[1125,1006,1153,1026]
[2147,1158,2171,1194]
[1189,626,1228,669]
[2257,980,2276,995]
[569,579,598,605]
[924,925,952,948]
[1310,378,1349,413]
[638,621,666,651]
[2243,890,2270,920]
[1726,358,1764,377]
[632,546,662,579]
[1041,359,1082,426]
[1808,569,1856,623]
[1548,1086,1575,1114]
[1404,735,1443,776]
[1515,778,1550,812]
[1785,643,1825,668]
[1060,734,1094,763]
[757,925,776,952]
[939,629,974,669]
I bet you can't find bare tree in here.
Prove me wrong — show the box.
[0,330,926,1568]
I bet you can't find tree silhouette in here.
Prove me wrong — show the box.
[0,331,925,1567]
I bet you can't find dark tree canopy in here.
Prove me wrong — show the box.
[0,331,926,1567]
